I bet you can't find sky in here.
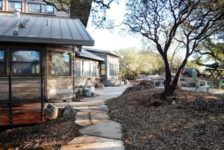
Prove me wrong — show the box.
[86,1,144,51]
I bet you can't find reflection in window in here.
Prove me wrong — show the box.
[28,3,41,13]
[0,0,2,10]
[101,63,106,75]
[75,59,99,77]
[0,50,5,74]
[109,64,119,76]
[8,1,22,11]
[41,4,54,14]
[51,52,71,76]
[12,51,41,74]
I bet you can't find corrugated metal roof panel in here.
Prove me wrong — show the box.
[76,49,105,61]
[0,14,94,46]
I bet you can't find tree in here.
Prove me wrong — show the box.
[118,49,164,79]
[124,0,224,97]
[43,0,117,27]
[194,38,224,68]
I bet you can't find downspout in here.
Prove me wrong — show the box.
[72,45,75,101]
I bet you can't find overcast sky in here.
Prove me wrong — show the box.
[86,1,144,51]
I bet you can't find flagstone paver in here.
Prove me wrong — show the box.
[62,85,128,150]
[61,135,125,150]
[80,120,122,139]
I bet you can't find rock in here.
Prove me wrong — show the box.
[45,104,58,120]
[61,135,125,150]
[75,111,92,127]
[63,106,75,119]
[80,120,122,139]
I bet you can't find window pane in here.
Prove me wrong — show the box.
[12,63,40,74]
[51,52,71,76]
[0,63,5,74]
[0,50,5,61]
[12,51,40,62]
[9,2,22,11]
[0,0,2,10]
[42,4,54,14]
[75,59,81,77]
[28,3,41,13]
[83,61,90,76]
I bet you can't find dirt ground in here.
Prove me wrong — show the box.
[107,87,224,150]
[0,115,80,150]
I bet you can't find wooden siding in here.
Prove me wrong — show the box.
[0,103,43,126]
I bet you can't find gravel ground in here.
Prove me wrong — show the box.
[0,113,80,150]
[107,87,224,150]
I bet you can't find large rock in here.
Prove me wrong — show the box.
[63,106,75,119]
[61,135,125,150]
[45,104,58,120]
[80,120,122,139]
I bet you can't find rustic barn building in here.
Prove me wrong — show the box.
[0,11,94,125]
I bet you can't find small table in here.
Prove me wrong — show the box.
[205,68,224,79]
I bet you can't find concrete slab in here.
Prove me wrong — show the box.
[75,111,91,127]
[61,135,124,150]
[53,101,105,109]
[80,120,122,139]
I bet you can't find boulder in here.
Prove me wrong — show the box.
[45,103,58,120]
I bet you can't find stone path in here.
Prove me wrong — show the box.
[61,85,128,150]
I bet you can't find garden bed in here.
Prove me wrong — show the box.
[107,88,224,149]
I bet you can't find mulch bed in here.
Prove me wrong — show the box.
[0,114,80,150]
[107,87,224,149]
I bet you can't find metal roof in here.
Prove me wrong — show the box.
[76,49,105,61]
[0,14,94,46]
[84,47,119,57]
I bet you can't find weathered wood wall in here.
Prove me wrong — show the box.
[0,103,43,126]
[46,76,74,100]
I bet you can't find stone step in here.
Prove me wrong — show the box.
[61,135,125,150]
[80,120,122,140]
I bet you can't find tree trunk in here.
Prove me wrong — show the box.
[70,0,92,27]
[162,56,188,97]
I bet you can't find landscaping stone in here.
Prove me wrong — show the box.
[45,103,58,120]
[80,120,122,139]
[61,135,125,150]
[63,106,75,119]
[75,111,91,127]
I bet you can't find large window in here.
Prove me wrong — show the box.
[109,64,119,76]
[50,52,71,76]
[0,50,5,74]
[28,3,41,13]
[12,51,41,74]
[8,1,22,11]
[41,4,54,14]
[75,59,99,77]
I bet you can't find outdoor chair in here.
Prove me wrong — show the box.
[219,79,224,89]
[192,69,213,92]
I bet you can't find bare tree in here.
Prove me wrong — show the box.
[124,0,224,97]
[43,0,116,27]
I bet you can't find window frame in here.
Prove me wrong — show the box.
[49,51,72,76]
[28,2,41,13]
[41,4,54,15]
[11,49,42,75]
[0,49,6,75]
[8,1,22,12]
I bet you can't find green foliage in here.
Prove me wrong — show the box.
[118,49,164,79]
